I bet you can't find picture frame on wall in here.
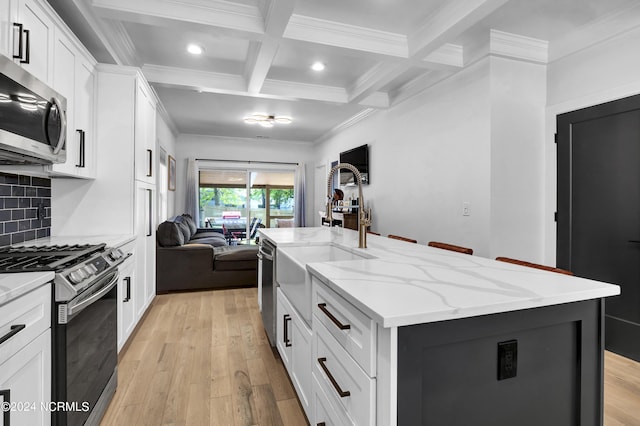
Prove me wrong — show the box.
[168,155,176,191]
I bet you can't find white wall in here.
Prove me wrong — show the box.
[175,135,316,224]
[315,59,493,255]
[543,27,640,264]
[490,57,547,261]
[315,55,549,261]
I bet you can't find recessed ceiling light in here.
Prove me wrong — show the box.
[187,44,204,55]
[311,61,325,71]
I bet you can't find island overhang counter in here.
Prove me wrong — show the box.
[258,226,620,426]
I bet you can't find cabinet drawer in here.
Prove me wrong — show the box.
[313,373,351,426]
[0,285,51,365]
[314,319,375,426]
[312,277,376,376]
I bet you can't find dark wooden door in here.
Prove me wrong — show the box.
[557,94,640,362]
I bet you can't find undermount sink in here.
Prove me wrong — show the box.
[276,244,369,325]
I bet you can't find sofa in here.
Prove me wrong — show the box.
[156,214,259,293]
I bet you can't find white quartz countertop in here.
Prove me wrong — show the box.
[259,227,621,328]
[0,272,53,307]
[15,234,135,249]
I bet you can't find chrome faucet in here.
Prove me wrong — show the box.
[326,163,372,248]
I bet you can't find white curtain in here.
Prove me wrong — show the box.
[294,163,306,227]
[185,158,200,225]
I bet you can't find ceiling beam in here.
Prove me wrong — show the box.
[143,64,389,107]
[283,14,408,58]
[244,0,295,94]
[91,0,264,35]
[347,0,510,104]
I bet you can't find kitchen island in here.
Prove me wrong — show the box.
[259,226,620,426]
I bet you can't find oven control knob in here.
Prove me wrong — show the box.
[81,265,95,277]
[108,249,122,261]
[69,270,85,284]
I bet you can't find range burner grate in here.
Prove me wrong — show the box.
[0,244,107,272]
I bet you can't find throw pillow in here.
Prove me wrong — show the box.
[157,221,185,247]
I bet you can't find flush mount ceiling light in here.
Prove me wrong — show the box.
[243,113,292,128]
[187,44,204,55]
[311,61,325,71]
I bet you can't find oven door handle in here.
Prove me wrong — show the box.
[66,271,118,317]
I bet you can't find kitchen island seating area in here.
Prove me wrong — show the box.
[155,214,258,293]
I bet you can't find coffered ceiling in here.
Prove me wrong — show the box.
[48,0,640,142]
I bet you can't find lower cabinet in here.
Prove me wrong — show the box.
[117,253,136,352]
[276,288,312,419]
[0,331,51,426]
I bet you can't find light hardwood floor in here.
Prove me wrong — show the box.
[101,288,640,426]
[100,288,306,426]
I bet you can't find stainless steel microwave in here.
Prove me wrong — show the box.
[0,54,66,165]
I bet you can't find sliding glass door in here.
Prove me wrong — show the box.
[198,166,294,244]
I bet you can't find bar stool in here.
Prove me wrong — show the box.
[495,257,573,275]
[367,231,381,235]
[427,241,473,255]
[388,234,417,243]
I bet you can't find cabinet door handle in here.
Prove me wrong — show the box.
[1,389,10,426]
[147,149,153,177]
[124,276,131,302]
[75,130,86,168]
[283,314,292,347]
[317,303,350,330]
[317,357,350,398]
[0,324,26,345]
[147,189,153,237]
[21,28,30,64]
[12,23,23,60]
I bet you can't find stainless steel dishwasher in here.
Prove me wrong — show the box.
[258,239,277,347]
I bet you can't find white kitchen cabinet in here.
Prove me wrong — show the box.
[134,81,156,184]
[311,278,378,425]
[0,1,18,58]
[51,65,157,342]
[0,285,52,426]
[135,181,156,317]
[117,253,136,352]
[276,288,312,420]
[13,0,55,84]
[0,331,51,426]
[49,28,96,178]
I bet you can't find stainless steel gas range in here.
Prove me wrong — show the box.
[0,243,129,426]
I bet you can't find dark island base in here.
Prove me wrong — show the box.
[398,299,603,426]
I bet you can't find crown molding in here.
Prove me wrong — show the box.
[489,29,548,64]
[409,0,509,57]
[284,14,408,58]
[549,1,640,62]
[422,43,464,69]
[314,108,377,144]
[150,86,180,137]
[99,19,139,66]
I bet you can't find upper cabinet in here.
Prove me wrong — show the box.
[1,0,97,178]
[135,82,157,184]
[0,1,17,58]
[49,30,96,178]
[13,0,55,85]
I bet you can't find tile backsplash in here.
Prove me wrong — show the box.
[0,172,51,246]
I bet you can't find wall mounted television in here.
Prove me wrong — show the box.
[339,144,369,185]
